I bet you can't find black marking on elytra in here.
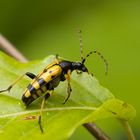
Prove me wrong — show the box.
[51,75,55,79]
[38,78,47,87]
[49,70,52,74]
[22,94,35,107]
[27,84,39,97]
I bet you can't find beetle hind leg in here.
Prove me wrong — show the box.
[38,91,52,133]
[0,72,36,94]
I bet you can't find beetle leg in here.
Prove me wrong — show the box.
[63,70,72,104]
[55,54,59,60]
[38,91,52,133]
[0,72,36,93]
[54,54,61,64]
[76,70,82,74]
[22,92,51,133]
[26,72,36,79]
[76,70,93,76]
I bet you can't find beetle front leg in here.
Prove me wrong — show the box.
[63,70,72,104]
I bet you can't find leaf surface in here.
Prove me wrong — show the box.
[0,52,136,140]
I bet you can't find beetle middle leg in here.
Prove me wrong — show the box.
[0,72,36,93]
[63,70,72,104]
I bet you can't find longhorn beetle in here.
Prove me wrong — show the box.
[0,30,108,133]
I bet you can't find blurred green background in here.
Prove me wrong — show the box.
[0,0,139,139]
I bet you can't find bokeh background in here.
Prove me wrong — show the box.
[0,0,139,139]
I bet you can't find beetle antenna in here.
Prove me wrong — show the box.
[82,50,108,75]
[78,29,84,62]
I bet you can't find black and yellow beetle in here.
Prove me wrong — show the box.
[0,30,108,133]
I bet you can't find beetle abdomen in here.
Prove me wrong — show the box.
[22,79,48,106]
[22,65,63,106]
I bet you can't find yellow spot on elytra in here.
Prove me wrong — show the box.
[33,82,40,89]
[40,65,62,82]
[25,90,31,98]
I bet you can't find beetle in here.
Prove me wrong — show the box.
[0,30,108,133]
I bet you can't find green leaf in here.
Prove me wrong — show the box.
[0,52,136,140]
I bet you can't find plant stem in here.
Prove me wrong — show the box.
[0,34,28,62]
[83,123,111,140]
[120,120,135,140]
[0,34,112,140]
